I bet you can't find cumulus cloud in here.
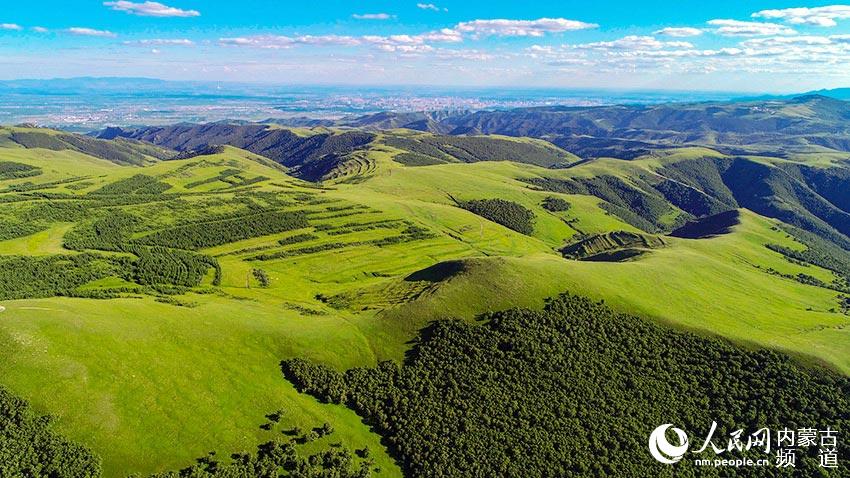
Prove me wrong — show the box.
[654,27,703,37]
[455,18,597,37]
[32,26,49,33]
[0,23,23,31]
[103,1,199,18]
[352,13,393,20]
[708,19,797,36]
[67,27,117,37]
[753,5,850,27]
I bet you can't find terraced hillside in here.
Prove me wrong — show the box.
[1,126,850,476]
[100,124,580,181]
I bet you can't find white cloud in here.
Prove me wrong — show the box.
[739,35,834,47]
[295,35,362,46]
[219,35,361,49]
[435,49,497,61]
[67,27,117,37]
[32,26,49,33]
[1,23,23,31]
[577,35,694,50]
[378,44,435,53]
[360,29,462,50]
[654,27,703,37]
[708,19,797,36]
[753,5,850,27]
[221,25,465,53]
[455,18,597,37]
[425,28,464,42]
[124,38,194,45]
[528,45,555,53]
[352,13,393,20]
[417,3,446,12]
[103,1,199,18]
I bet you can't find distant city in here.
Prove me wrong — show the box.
[0,78,748,131]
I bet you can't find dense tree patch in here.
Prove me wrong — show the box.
[0,218,44,241]
[136,210,308,250]
[392,152,447,167]
[278,233,320,246]
[283,294,850,478]
[0,253,125,300]
[382,135,572,168]
[132,246,219,288]
[459,198,535,235]
[541,196,571,212]
[0,385,101,478]
[0,161,42,180]
[92,174,172,195]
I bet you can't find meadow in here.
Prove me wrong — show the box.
[0,127,849,476]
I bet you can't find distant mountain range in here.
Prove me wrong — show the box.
[103,94,850,162]
[4,77,849,130]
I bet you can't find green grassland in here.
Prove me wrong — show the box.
[1,129,850,476]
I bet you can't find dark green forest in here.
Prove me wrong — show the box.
[283,294,850,478]
[459,199,535,235]
[382,135,573,168]
[0,161,42,180]
[541,196,571,212]
[0,385,101,478]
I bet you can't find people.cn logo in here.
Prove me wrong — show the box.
[649,424,690,464]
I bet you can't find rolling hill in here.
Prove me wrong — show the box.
[98,124,579,181]
[1,121,849,477]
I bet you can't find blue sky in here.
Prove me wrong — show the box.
[2,1,850,91]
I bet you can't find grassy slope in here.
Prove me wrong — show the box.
[345,162,850,371]
[0,141,849,476]
[0,148,406,477]
[0,296,394,475]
